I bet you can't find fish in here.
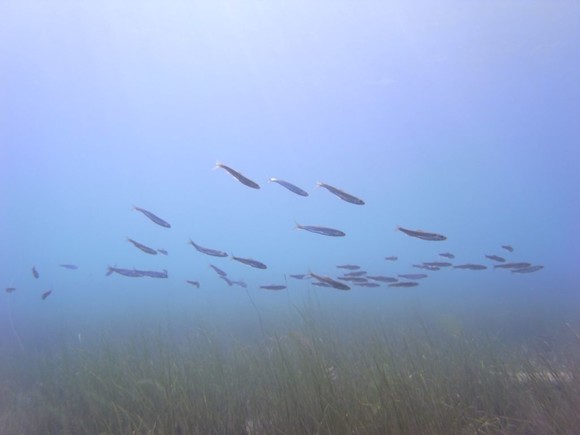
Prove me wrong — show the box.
[209,264,227,277]
[397,226,447,241]
[414,264,440,271]
[355,282,380,288]
[41,290,52,300]
[5,287,16,293]
[215,162,260,189]
[188,240,228,257]
[502,245,514,252]
[312,282,332,287]
[398,273,428,280]
[186,280,200,288]
[296,224,345,237]
[260,285,287,290]
[231,280,247,288]
[389,282,419,288]
[494,262,531,269]
[336,265,361,270]
[127,238,158,255]
[366,275,398,283]
[337,276,368,282]
[309,272,351,290]
[157,249,168,255]
[289,274,310,280]
[345,270,367,276]
[133,206,171,228]
[453,264,488,270]
[268,178,308,196]
[135,269,168,278]
[59,264,78,270]
[485,255,506,262]
[422,262,452,267]
[220,276,233,286]
[231,256,267,269]
[384,256,398,261]
[317,182,365,205]
[439,252,455,259]
[106,266,145,277]
[511,265,544,273]
[32,266,39,279]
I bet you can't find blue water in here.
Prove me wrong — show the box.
[1,2,579,353]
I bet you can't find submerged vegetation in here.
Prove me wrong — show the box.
[0,301,578,435]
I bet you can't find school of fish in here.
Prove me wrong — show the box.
[5,162,544,298]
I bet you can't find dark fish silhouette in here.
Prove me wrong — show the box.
[309,272,350,290]
[59,264,78,270]
[128,238,158,255]
[134,206,171,228]
[439,252,455,259]
[367,275,398,283]
[220,276,233,286]
[231,256,267,269]
[337,276,367,282]
[355,282,380,288]
[135,269,168,278]
[502,245,514,252]
[511,265,544,273]
[389,282,419,288]
[422,262,452,267]
[289,274,310,280]
[5,287,16,293]
[157,249,168,255]
[454,264,487,270]
[210,264,227,277]
[485,255,506,262]
[397,226,447,241]
[296,224,345,237]
[344,270,367,277]
[106,266,144,277]
[384,256,398,261]
[494,262,531,269]
[186,280,200,288]
[268,178,308,196]
[398,273,428,280]
[414,264,440,271]
[189,240,228,257]
[216,162,260,189]
[336,264,360,270]
[231,280,247,288]
[260,284,287,290]
[32,266,39,279]
[41,289,52,300]
[317,182,364,205]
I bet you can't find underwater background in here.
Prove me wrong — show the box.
[1,2,579,434]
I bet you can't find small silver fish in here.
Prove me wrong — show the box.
[296,224,345,237]
[41,289,52,300]
[128,238,158,255]
[215,162,260,189]
[366,275,398,283]
[231,256,267,269]
[186,280,200,288]
[384,256,398,261]
[260,284,287,290]
[268,178,308,196]
[398,273,428,280]
[59,264,78,270]
[397,226,447,241]
[157,249,168,255]
[511,265,544,273]
[5,287,16,293]
[439,252,455,259]
[389,282,419,288]
[454,264,487,270]
[309,272,350,290]
[485,255,506,262]
[210,264,227,277]
[317,182,364,205]
[188,240,228,257]
[336,264,361,270]
[32,266,39,279]
[133,206,171,228]
[494,262,531,269]
[502,245,514,252]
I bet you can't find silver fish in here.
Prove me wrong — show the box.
[216,162,260,189]
[32,266,39,279]
[41,289,52,300]
[157,249,168,255]
[133,206,171,228]
[453,264,487,270]
[337,276,368,282]
[511,265,544,273]
[296,224,345,237]
[317,182,364,205]
[290,274,310,280]
[309,272,351,290]
[59,264,78,270]
[397,226,447,241]
[5,287,16,293]
[502,245,514,252]
[384,256,398,261]
[494,262,531,269]
[260,285,287,290]
[485,255,506,262]
[231,256,267,269]
[186,280,200,288]
[389,282,419,288]
[268,178,308,196]
[188,240,228,257]
[345,270,367,276]
[398,273,428,280]
[210,264,227,277]
[220,275,233,286]
[128,238,158,255]
[336,264,361,270]
[106,266,144,277]
[135,269,168,278]
[355,282,380,288]
[439,252,455,259]
[422,262,452,267]
[366,275,398,283]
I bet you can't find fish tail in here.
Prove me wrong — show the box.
[316,181,323,188]
[268,178,275,183]
[105,266,114,277]
[214,161,223,170]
